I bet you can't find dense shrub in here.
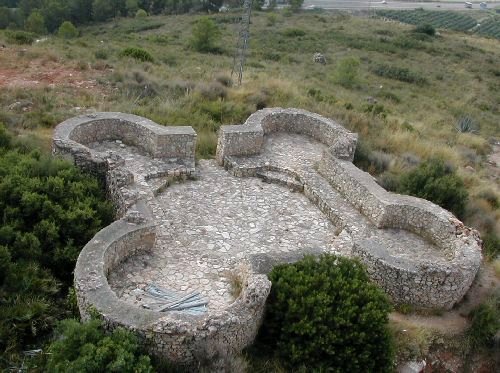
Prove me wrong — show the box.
[333,57,360,88]
[397,158,468,218]
[483,233,500,260]
[0,123,11,148]
[120,47,154,62]
[468,292,500,349]
[25,10,47,35]
[196,81,227,100]
[289,0,304,12]
[257,254,394,372]
[189,17,221,53]
[214,73,233,87]
[94,49,108,59]
[282,28,306,37]
[267,13,277,26]
[47,319,153,372]
[353,139,393,175]
[0,135,113,365]
[414,23,436,36]
[136,9,148,18]
[372,64,427,85]
[0,150,113,283]
[5,30,35,45]
[58,21,78,39]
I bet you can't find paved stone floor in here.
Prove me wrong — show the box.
[109,160,339,314]
[106,132,447,316]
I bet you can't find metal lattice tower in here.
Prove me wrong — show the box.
[231,0,253,86]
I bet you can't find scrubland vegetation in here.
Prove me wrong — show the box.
[0,6,499,372]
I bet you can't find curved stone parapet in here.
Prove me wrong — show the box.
[52,112,197,215]
[55,112,271,367]
[316,152,481,308]
[217,108,482,310]
[53,112,196,164]
[216,107,358,164]
[74,202,270,364]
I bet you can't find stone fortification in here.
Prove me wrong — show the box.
[317,153,480,308]
[216,107,358,164]
[52,112,197,215]
[53,112,270,367]
[75,202,269,365]
[54,108,482,367]
[217,108,482,310]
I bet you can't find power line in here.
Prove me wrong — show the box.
[231,0,253,86]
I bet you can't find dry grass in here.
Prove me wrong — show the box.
[0,9,498,240]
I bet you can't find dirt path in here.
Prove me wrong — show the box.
[487,142,500,183]
[0,46,104,90]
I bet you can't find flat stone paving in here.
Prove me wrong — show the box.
[108,159,339,315]
[107,132,448,316]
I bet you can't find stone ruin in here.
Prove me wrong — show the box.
[52,108,482,366]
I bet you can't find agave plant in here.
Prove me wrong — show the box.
[455,115,479,134]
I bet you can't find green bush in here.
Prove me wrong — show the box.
[289,0,304,12]
[257,254,394,371]
[266,13,277,26]
[0,6,10,29]
[126,0,139,16]
[58,21,78,39]
[120,47,154,62]
[0,123,11,148]
[135,9,148,18]
[373,64,427,85]
[25,10,47,35]
[94,49,108,59]
[5,30,35,45]
[414,23,435,36]
[282,28,306,37]
[333,57,360,88]
[189,17,221,53]
[468,292,500,349]
[397,158,468,218]
[0,134,113,366]
[47,319,153,372]
[483,233,500,260]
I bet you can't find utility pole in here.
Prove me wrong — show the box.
[231,0,253,86]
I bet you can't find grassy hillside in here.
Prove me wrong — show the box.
[0,9,498,243]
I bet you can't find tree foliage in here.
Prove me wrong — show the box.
[289,0,304,12]
[135,8,147,18]
[0,0,221,32]
[189,16,221,53]
[334,57,361,88]
[47,319,154,372]
[57,20,78,38]
[0,125,113,367]
[257,254,394,372]
[24,10,47,34]
[397,158,468,218]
